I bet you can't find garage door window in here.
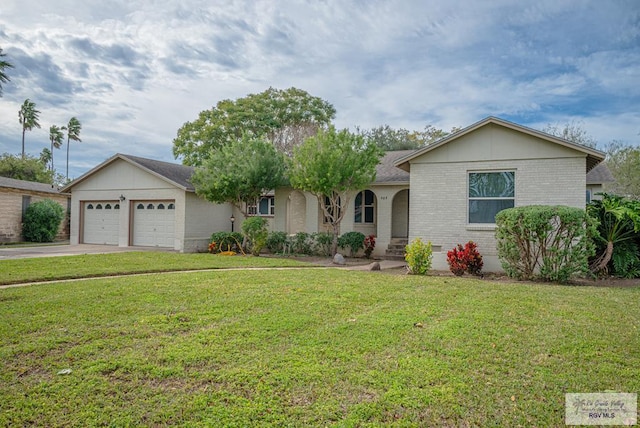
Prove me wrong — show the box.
[168,203,175,209]
[158,203,165,209]
[137,204,144,209]
[96,204,103,209]
[87,204,94,209]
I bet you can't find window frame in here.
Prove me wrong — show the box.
[467,170,515,224]
[247,195,275,217]
[354,189,376,224]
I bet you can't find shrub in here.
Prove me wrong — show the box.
[241,217,269,256]
[312,232,333,256]
[364,235,376,259]
[266,231,289,254]
[404,238,433,275]
[22,199,65,242]
[338,231,365,257]
[447,241,483,276]
[495,205,597,283]
[210,231,243,253]
[292,232,313,255]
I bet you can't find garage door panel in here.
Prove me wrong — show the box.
[132,201,175,248]
[83,202,120,245]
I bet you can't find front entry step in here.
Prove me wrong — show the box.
[385,237,408,260]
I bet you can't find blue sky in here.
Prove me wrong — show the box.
[1,0,638,179]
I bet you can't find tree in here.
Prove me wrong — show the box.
[605,141,640,199]
[0,153,54,184]
[172,87,336,165]
[63,117,82,180]
[18,99,41,159]
[0,47,13,96]
[190,136,287,217]
[288,126,384,255]
[543,121,597,148]
[359,124,458,151]
[48,125,64,172]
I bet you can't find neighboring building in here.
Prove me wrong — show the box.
[0,177,70,243]
[61,117,606,272]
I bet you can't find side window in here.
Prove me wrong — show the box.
[468,171,515,223]
[354,190,375,223]
[22,195,31,221]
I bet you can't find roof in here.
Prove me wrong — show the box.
[0,176,68,195]
[374,150,412,184]
[395,116,606,172]
[586,162,615,185]
[61,153,195,192]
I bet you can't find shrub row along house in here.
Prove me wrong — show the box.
[61,117,609,271]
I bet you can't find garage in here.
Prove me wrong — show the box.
[132,201,175,247]
[83,201,120,245]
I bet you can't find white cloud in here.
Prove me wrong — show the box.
[0,0,638,178]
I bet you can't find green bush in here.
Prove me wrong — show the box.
[292,232,313,255]
[210,231,243,253]
[266,231,289,254]
[338,231,365,257]
[404,238,433,275]
[312,232,333,256]
[22,199,65,242]
[241,217,269,256]
[495,205,597,283]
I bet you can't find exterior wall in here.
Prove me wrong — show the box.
[0,188,69,243]
[183,193,234,252]
[409,156,586,272]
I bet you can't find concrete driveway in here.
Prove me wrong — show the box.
[0,244,176,260]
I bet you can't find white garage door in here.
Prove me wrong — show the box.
[132,201,175,248]
[83,202,120,245]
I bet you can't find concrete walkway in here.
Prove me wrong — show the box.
[0,244,175,260]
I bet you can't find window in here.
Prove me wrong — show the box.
[147,204,154,209]
[354,190,375,223]
[247,196,275,216]
[137,203,144,209]
[168,203,175,210]
[258,196,275,216]
[87,204,94,210]
[586,190,592,204]
[22,196,31,221]
[468,171,515,223]
[158,203,165,209]
[114,204,120,209]
[105,204,112,209]
[96,204,103,209]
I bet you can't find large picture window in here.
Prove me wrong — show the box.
[354,190,375,223]
[468,171,515,223]
[247,196,275,216]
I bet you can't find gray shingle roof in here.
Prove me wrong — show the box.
[375,150,412,184]
[121,154,196,191]
[0,176,67,194]
[586,162,615,184]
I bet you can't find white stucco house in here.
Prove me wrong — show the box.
[62,117,607,271]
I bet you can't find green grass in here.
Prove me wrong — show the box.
[0,252,311,285]
[1,268,638,426]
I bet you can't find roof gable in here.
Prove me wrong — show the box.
[374,150,411,184]
[395,117,605,172]
[61,154,195,192]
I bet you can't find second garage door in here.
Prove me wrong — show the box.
[132,201,175,248]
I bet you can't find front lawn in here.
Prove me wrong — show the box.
[0,252,311,285]
[1,269,638,426]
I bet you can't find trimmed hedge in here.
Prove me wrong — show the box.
[22,199,65,243]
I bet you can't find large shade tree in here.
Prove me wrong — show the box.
[48,125,64,172]
[172,87,336,165]
[0,47,13,96]
[360,124,458,151]
[0,153,54,184]
[18,99,41,159]
[605,141,640,199]
[190,136,287,217]
[288,126,384,255]
[64,117,82,180]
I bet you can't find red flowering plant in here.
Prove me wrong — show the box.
[364,235,376,259]
[446,241,483,276]
[208,241,217,254]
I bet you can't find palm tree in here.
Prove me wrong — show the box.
[0,47,13,96]
[18,99,41,159]
[64,117,82,180]
[48,125,64,172]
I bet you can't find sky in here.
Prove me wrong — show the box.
[0,0,639,179]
